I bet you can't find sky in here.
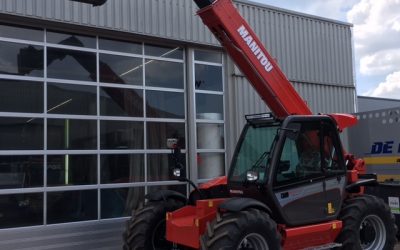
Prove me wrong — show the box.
[250,0,400,100]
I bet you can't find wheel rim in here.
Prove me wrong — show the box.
[237,233,269,250]
[359,214,386,250]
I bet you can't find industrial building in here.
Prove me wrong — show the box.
[0,0,355,249]
[358,96,400,112]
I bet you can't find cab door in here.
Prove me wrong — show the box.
[271,119,346,226]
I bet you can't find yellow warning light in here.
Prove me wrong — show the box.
[332,223,337,230]
[166,212,170,221]
[208,200,213,208]
[195,219,199,227]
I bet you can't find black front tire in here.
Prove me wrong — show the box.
[200,209,281,250]
[123,199,184,250]
[336,195,397,250]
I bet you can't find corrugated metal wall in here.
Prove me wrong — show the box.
[0,0,356,160]
[235,1,354,86]
[358,96,400,112]
[0,0,354,86]
[0,0,355,249]
[0,0,218,44]
[0,0,354,84]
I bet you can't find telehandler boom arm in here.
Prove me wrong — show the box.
[194,0,312,119]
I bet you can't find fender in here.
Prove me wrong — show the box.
[219,197,272,215]
[145,190,187,204]
[345,178,378,193]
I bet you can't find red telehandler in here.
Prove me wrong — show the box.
[74,0,397,249]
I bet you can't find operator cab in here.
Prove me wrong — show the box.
[228,113,347,227]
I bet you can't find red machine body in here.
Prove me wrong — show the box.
[166,200,343,249]
[166,0,363,249]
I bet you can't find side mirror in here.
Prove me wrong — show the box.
[246,170,259,182]
[172,168,182,178]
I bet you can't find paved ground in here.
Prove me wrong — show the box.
[396,243,400,250]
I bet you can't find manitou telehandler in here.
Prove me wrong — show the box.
[74,0,397,249]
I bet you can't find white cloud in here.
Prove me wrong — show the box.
[392,17,400,31]
[364,71,400,98]
[360,49,400,75]
[302,0,359,21]
[347,0,370,24]
[348,0,400,76]
[252,0,357,22]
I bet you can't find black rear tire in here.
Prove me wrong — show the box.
[200,209,281,250]
[336,195,397,250]
[123,199,184,250]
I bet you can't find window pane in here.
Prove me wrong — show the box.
[196,94,223,119]
[147,154,186,181]
[47,119,97,150]
[147,122,185,149]
[198,153,225,179]
[195,64,223,91]
[0,24,43,41]
[0,155,43,189]
[231,126,278,183]
[100,87,143,117]
[47,48,96,81]
[0,193,43,229]
[47,30,95,48]
[99,54,142,85]
[47,155,97,186]
[47,190,97,224]
[0,117,43,150]
[101,187,144,219]
[197,123,224,149]
[0,80,43,113]
[0,41,43,77]
[100,120,144,149]
[101,154,144,183]
[145,44,183,59]
[146,90,184,119]
[275,122,323,186]
[99,38,142,54]
[47,83,97,115]
[145,60,183,89]
[147,185,187,197]
[194,50,222,63]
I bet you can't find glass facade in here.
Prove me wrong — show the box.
[0,23,225,229]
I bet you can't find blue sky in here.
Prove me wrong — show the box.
[250,0,400,99]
